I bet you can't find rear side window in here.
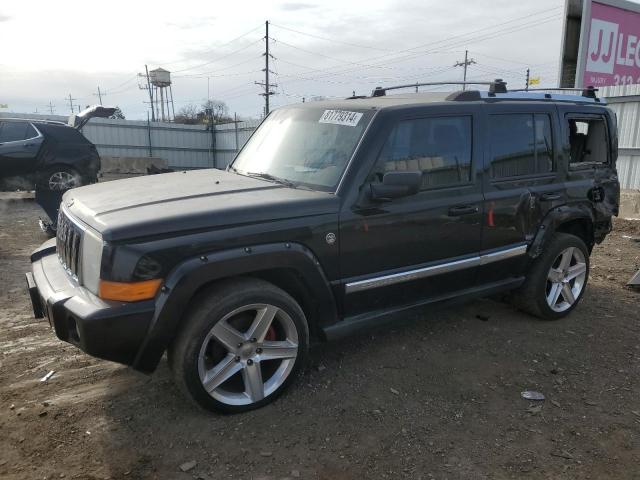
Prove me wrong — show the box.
[0,122,38,143]
[489,114,553,179]
[568,117,609,166]
[376,116,472,189]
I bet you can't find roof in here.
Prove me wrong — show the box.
[0,117,68,126]
[296,92,452,111]
[291,88,607,113]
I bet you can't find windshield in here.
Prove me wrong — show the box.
[231,106,374,191]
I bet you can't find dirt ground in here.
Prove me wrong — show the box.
[1,200,639,480]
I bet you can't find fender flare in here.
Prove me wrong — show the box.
[132,242,338,372]
[528,204,595,258]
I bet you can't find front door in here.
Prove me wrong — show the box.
[339,110,484,317]
[0,121,43,178]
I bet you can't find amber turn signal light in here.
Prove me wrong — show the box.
[98,279,163,302]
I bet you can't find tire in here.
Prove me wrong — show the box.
[38,166,83,191]
[168,278,309,414]
[513,233,590,320]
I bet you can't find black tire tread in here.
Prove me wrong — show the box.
[513,232,589,320]
[168,277,308,413]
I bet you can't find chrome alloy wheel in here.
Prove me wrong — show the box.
[546,247,587,313]
[197,304,299,406]
[48,171,79,191]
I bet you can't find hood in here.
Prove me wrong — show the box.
[68,105,116,129]
[64,169,339,241]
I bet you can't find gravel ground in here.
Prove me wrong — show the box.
[1,200,639,480]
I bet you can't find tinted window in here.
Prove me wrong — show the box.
[376,116,472,189]
[568,117,608,166]
[0,121,37,143]
[489,114,553,178]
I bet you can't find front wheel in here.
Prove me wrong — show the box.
[168,278,309,413]
[513,233,590,320]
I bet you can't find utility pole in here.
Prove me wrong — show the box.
[46,102,55,115]
[66,94,77,114]
[525,68,530,91]
[454,50,476,90]
[145,65,155,122]
[95,86,104,104]
[255,20,276,117]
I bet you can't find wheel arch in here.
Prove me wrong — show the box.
[132,242,338,373]
[529,204,595,258]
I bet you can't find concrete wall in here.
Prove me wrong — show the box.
[619,189,640,220]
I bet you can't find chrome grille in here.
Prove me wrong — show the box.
[56,209,83,279]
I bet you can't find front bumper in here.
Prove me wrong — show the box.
[26,240,155,367]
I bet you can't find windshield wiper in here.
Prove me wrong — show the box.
[245,172,296,188]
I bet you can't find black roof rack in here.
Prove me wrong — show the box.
[510,86,599,99]
[371,79,507,97]
[363,80,603,105]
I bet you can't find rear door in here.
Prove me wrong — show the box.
[562,109,620,224]
[479,104,561,284]
[339,106,484,317]
[0,121,44,177]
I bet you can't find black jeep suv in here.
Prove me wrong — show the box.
[26,81,619,413]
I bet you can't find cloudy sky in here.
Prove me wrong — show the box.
[0,0,566,120]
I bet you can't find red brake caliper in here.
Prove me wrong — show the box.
[265,326,277,341]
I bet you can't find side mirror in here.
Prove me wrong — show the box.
[369,171,422,201]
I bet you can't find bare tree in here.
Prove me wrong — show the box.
[201,100,232,123]
[174,104,201,125]
[174,100,232,125]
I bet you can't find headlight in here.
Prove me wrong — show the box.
[81,228,103,295]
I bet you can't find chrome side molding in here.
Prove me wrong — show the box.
[345,244,527,294]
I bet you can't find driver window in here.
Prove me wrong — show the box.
[373,116,472,189]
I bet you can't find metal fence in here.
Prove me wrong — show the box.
[0,112,260,170]
[82,117,262,170]
[602,84,640,190]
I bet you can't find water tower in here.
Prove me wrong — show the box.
[149,67,175,122]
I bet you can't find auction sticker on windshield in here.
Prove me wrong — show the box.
[319,110,363,127]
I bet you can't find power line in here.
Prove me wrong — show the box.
[104,74,138,92]
[270,23,394,52]
[157,24,264,67]
[267,11,561,86]
[173,56,263,78]
[172,38,264,74]
[272,6,561,68]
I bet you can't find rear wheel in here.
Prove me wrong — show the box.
[39,166,83,191]
[513,233,589,320]
[168,278,309,413]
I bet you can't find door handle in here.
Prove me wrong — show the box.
[23,143,35,148]
[540,192,561,201]
[448,205,479,216]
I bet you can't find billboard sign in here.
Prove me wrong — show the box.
[560,0,640,88]
[584,1,640,86]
